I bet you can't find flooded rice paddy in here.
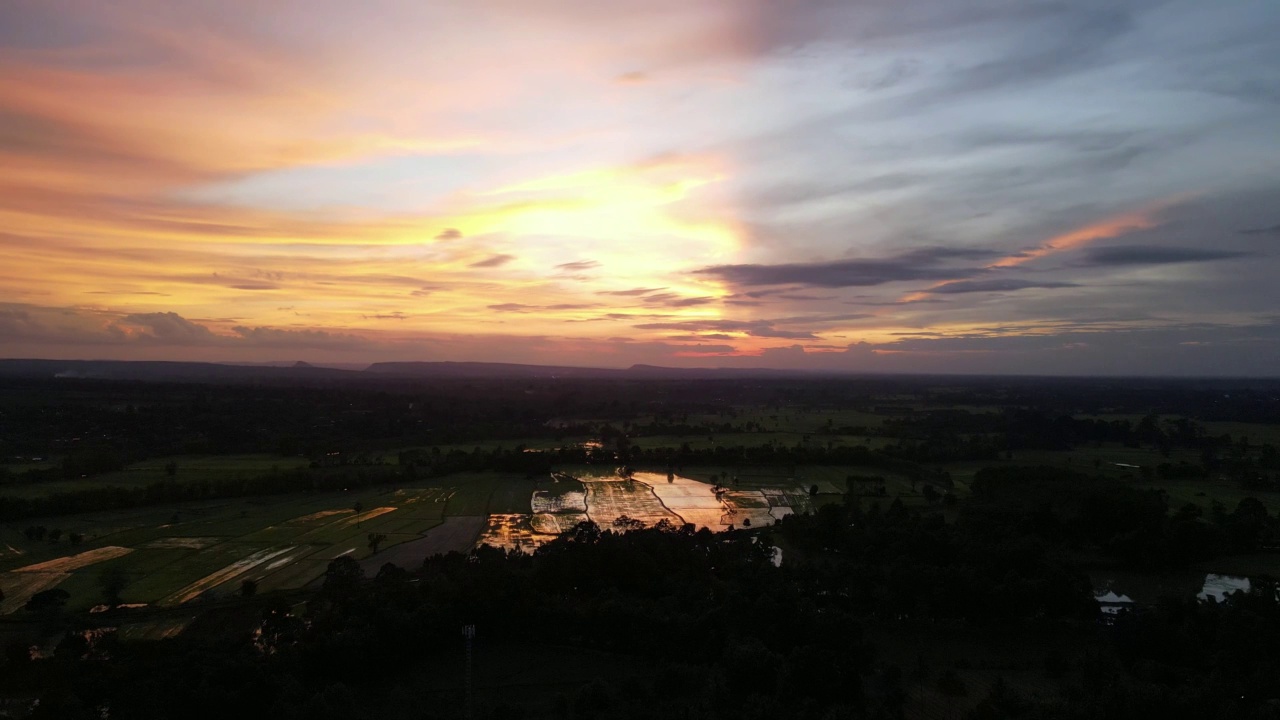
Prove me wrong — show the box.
[475,471,815,552]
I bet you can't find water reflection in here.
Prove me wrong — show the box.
[1093,572,1255,611]
[1197,573,1251,603]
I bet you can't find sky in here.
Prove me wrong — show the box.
[1,0,1278,375]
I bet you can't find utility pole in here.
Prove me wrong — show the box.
[462,624,475,720]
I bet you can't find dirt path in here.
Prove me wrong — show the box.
[360,516,486,574]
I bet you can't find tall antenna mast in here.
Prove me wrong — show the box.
[462,624,476,720]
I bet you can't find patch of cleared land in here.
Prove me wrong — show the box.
[0,571,70,614]
[145,537,221,549]
[161,546,296,606]
[11,546,134,573]
[340,506,397,527]
[288,509,353,524]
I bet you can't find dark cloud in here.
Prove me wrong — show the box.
[488,302,599,313]
[776,293,837,301]
[597,287,667,296]
[228,283,279,290]
[1240,224,1280,236]
[122,312,219,342]
[555,260,601,272]
[695,246,992,288]
[926,279,1080,294]
[88,290,170,296]
[363,312,408,320]
[641,293,716,308]
[435,228,462,240]
[1081,246,1253,266]
[469,254,515,268]
[545,303,599,310]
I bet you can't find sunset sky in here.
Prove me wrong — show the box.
[2,0,1278,374]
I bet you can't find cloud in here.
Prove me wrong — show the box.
[598,287,667,296]
[1080,246,1253,266]
[555,260,601,272]
[925,279,1080,294]
[1239,224,1280,236]
[228,325,367,349]
[488,302,600,313]
[615,71,649,85]
[695,247,991,288]
[640,293,716,308]
[121,312,220,343]
[634,319,818,340]
[435,228,462,240]
[469,254,516,268]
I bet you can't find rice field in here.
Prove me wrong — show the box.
[475,514,549,553]
[0,467,821,621]
[0,482,461,613]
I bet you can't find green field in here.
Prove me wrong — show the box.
[0,472,544,614]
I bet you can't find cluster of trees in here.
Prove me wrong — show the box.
[20,526,83,544]
[0,465,399,521]
[967,466,1280,565]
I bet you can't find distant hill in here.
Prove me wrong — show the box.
[0,359,358,382]
[0,358,806,383]
[364,361,802,379]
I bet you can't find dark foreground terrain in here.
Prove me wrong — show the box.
[1,364,1279,719]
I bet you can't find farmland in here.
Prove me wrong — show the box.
[0,474,530,613]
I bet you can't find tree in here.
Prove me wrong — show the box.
[98,566,128,608]
[353,501,364,528]
[809,484,820,497]
[25,588,69,613]
[47,528,62,543]
[165,461,178,478]
[68,532,83,545]
[241,579,258,598]
[322,556,363,597]
[922,485,939,505]
[367,533,387,554]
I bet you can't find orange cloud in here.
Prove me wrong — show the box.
[987,197,1183,269]
[899,197,1186,303]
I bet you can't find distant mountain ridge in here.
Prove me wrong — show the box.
[0,358,804,382]
[363,361,799,379]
